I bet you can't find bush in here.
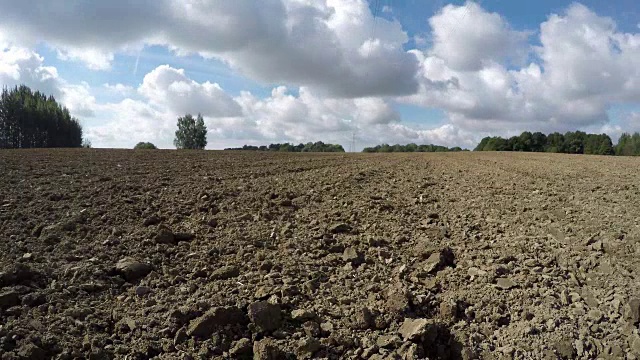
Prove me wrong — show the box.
[134,142,157,150]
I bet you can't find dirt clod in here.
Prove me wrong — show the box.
[0,290,20,309]
[187,306,247,338]
[115,258,152,282]
[253,338,281,360]
[398,318,429,341]
[248,301,282,332]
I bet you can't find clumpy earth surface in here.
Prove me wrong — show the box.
[1,149,640,359]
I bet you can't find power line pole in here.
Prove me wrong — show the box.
[351,132,356,153]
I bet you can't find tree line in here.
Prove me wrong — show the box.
[225,141,345,152]
[473,131,634,155]
[0,85,84,149]
[362,143,465,153]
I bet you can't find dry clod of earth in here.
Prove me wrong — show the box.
[248,301,282,332]
[3,149,640,358]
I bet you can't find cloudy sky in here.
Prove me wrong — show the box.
[1,0,639,150]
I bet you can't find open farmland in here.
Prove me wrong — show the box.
[1,149,640,359]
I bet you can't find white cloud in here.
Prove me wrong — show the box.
[139,65,242,118]
[86,98,174,148]
[103,83,135,96]
[428,2,529,71]
[61,82,96,117]
[401,2,640,135]
[0,46,62,98]
[0,0,419,98]
[55,47,114,71]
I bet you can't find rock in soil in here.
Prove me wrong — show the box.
[248,301,282,332]
[187,306,247,338]
[0,290,20,309]
[253,338,281,360]
[115,258,152,282]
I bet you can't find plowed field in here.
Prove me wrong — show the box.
[1,149,640,359]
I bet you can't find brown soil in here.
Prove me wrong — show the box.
[1,149,640,359]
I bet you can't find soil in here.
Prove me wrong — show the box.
[1,149,640,359]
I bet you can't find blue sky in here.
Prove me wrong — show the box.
[1,1,639,149]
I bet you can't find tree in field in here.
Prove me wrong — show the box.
[0,85,84,148]
[531,132,547,152]
[174,113,207,150]
[134,142,157,149]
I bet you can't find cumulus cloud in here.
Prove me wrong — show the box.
[139,65,242,118]
[0,0,419,97]
[87,64,457,149]
[428,2,529,71]
[0,46,62,98]
[402,2,640,135]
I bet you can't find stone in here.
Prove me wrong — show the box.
[17,343,47,360]
[587,309,604,323]
[377,335,400,348]
[398,318,429,341]
[115,258,152,282]
[554,340,575,359]
[398,342,421,359]
[342,247,364,265]
[625,297,640,325]
[330,223,351,234]
[496,277,517,290]
[302,321,321,337]
[253,338,280,360]
[248,301,282,332]
[175,232,195,242]
[386,285,410,314]
[143,215,161,226]
[297,337,321,357]
[211,265,240,280]
[0,290,20,309]
[291,309,316,321]
[229,338,252,358]
[135,286,151,297]
[0,263,38,287]
[352,307,375,330]
[631,334,640,356]
[423,248,454,273]
[187,306,248,338]
[154,227,175,244]
[320,322,334,335]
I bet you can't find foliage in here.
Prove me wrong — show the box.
[174,113,207,150]
[82,139,92,148]
[134,142,157,149]
[474,131,616,155]
[0,85,84,148]
[615,133,640,156]
[362,143,466,153]
[225,141,345,152]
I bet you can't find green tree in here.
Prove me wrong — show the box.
[474,137,491,151]
[405,143,418,152]
[174,113,207,150]
[134,142,157,149]
[0,85,83,148]
[545,132,564,153]
[531,132,547,152]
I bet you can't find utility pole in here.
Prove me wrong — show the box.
[351,132,356,153]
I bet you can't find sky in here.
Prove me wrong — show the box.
[1,1,639,150]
